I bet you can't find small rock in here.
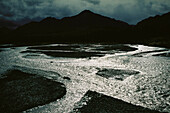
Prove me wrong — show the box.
[63,76,71,80]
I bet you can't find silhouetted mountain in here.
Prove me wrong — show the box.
[16,10,129,32]
[1,10,170,48]
[60,10,129,28]
[40,17,60,24]
[0,27,11,33]
[0,27,12,43]
[9,10,131,44]
[135,12,170,47]
[0,18,19,29]
[136,12,170,36]
[14,18,34,25]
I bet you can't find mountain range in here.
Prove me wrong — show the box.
[0,18,19,29]
[0,10,170,48]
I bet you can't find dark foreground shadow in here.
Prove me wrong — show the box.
[0,70,66,113]
[71,90,165,113]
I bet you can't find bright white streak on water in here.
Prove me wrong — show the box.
[0,44,169,113]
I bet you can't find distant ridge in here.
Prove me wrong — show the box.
[134,12,170,47]
[0,10,170,48]
[11,10,130,44]
[40,17,59,24]
[0,18,19,29]
[136,12,170,36]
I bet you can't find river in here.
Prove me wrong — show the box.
[0,44,169,113]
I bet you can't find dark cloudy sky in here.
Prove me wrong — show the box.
[0,0,170,24]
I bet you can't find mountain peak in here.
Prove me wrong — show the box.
[78,10,94,15]
[40,17,59,24]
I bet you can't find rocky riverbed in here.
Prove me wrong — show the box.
[0,44,169,113]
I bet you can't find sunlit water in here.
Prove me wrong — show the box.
[0,44,169,113]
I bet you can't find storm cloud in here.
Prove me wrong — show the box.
[0,0,170,24]
[82,0,100,5]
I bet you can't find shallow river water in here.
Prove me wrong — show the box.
[0,44,169,113]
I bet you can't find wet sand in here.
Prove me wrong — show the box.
[28,45,80,51]
[94,44,137,51]
[0,44,169,113]
[0,70,66,113]
[21,50,105,58]
[153,52,170,57]
[132,49,168,57]
[21,44,137,58]
[96,68,140,81]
